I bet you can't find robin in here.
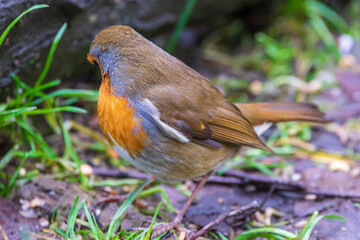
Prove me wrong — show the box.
[87,25,327,236]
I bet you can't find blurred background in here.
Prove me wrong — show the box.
[1,0,360,239]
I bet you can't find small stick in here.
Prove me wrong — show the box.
[224,170,305,189]
[92,168,360,199]
[259,183,277,211]
[188,201,258,240]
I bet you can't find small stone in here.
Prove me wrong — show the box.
[249,80,263,95]
[88,14,97,23]
[30,198,45,208]
[178,231,186,240]
[304,194,317,200]
[19,168,26,176]
[350,167,360,178]
[81,164,93,176]
[39,217,49,227]
[19,209,36,218]
[291,173,302,181]
[294,219,308,228]
[217,197,224,204]
[329,161,350,172]
[20,199,30,210]
[95,208,101,216]
[339,54,356,68]
[245,185,256,192]
[60,222,67,231]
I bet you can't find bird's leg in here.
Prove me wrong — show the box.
[151,170,214,237]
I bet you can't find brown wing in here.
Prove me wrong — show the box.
[143,85,272,152]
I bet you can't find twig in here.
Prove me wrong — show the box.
[188,201,258,240]
[0,224,9,240]
[224,170,305,189]
[259,183,277,211]
[224,170,360,200]
[92,168,360,200]
[92,167,151,179]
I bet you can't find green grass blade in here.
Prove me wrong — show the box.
[0,146,16,169]
[218,232,229,240]
[32,89,99,105]
[83,203,101,240]
[0,4,49,47]
[92,179,143,187]
[306,0,348,32]
[165,0,197,53]
[59,114,86,186]
[65,196,87,240]
[11,80,60,107]
[23,106,87,115]
[7,156,27,193]
[28,23,67,103]
[106,178,153,240]
[308,13,340,59]
[17,120,57,159]
[145,202,162,240]
[234,227,296,240]
[0,107,37,116]
[139,186,175,213]
[10,73,30,90]
[299,211,345,240]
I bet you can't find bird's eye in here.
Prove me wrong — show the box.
[87,53,100,68]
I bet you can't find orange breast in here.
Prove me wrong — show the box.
[98,73,147,157]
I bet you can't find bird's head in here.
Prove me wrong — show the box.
[87,25,142,77]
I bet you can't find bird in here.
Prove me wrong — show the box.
[87,25,327,236]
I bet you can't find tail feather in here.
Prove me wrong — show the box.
[235,102,329,126]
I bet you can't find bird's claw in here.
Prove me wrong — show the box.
[132,219,188,238]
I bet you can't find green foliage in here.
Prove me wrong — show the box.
[64,179,155,240]
[165,0,197,53]
[0,4,49,47]
[234,211,345,240]
[0,5,98,196]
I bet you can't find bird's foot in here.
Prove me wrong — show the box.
[151,218,187,238]
[133,217,188,238]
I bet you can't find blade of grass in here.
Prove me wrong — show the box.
[10,73,31,90]
[60,116,86,187]
[308,13,340,58]
[145,202,162,240]
[83,203,101,240]
[106,178,153,240]
[31,89,99,105]
[65,196,87,240]
[165,0,197,53]
[0,4,49,47]
[218,232,229,240]
[92,179,143,187]
[0,145,17,169]
[139,186,175,213]
[306,0,348,32]
[28,23,67,103]
[299,211,345,240]
[234,227,296,240]
[22,106,87,115]
[10,80,60,107]
[6,155,27,197]
[17,120,57,159]
[0,107,37,116]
